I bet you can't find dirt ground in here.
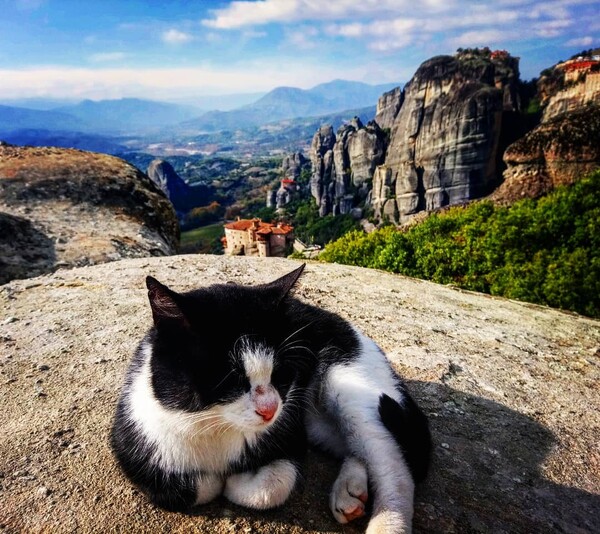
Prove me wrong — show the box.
[1,254,599,533]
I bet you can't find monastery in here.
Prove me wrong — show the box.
[222,218,294,257]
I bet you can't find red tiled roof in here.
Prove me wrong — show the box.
[564,60,598,71]
[224,218,293,235]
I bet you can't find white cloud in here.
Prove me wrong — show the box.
[0,63,371,101]
[161,29,193,44]
[88,52,127,63]
[285,26,319,49]
[565,36,595,47]
[449,29,515,49]
[201,0,451,29]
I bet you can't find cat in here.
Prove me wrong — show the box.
[110,263,431,533]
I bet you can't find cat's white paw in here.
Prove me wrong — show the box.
[224,459,298,509]
[330,456,369,524]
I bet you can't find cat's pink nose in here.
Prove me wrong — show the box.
[255,404,277,422]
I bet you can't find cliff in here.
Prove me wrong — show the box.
[0,143,179,284]
[310,117,386,217]
[267,152,310,210]
[146,158,212,217]
[372,51,520,224]
[308,50,522,223]
[493,104,600,203]
[0,255,598,533]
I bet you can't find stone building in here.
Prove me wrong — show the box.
[222,218,294,257]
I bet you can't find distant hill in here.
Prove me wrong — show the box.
[177,80,400,133]
[0,129,127,155]
[55,98,204,134]
[0,104,85,131]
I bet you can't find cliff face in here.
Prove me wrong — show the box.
[372,52,520,223]
[493,104,600,203]
[307,51,521,223]
[494,56,600,203]
[0,144,179,284]
[310,118,386,217]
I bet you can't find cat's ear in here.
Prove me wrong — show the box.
[264,263,305,304]
[146,276,189,329]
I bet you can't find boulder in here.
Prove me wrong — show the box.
[0,255,598,533]
[0,145,179,284]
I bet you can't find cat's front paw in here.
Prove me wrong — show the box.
[330,456,369,524]
[224,459,298,510]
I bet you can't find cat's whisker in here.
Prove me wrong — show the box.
[277,322,314,351]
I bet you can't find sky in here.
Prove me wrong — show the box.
[0,0,598,104]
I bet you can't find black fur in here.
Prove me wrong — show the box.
[378,392,432,483]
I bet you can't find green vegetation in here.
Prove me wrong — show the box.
[320,171,600,318]
[179,223,224,255]
[279,197,361,246]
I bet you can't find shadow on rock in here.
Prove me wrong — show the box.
[0,211,56,284]
[411,380,599,534]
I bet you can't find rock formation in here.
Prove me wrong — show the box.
[267,152,310,210]
[371,50,521,223]
[0,144,179,284]
[310,118,386,217]
[0,255,598,533]
[493,104,600,203]
[281,152,308,181]
[146,158,211,217]
[537,54,600,121]
[493,54,600,204]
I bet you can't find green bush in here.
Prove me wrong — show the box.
[320,171,600,318]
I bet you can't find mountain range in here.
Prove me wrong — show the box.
[176,80,399,133]
[0,80,400,150]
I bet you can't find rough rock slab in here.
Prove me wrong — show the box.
[0,255,599,533]
[0,144,179,284]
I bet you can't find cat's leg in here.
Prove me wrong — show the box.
[224,459,299,509]
[194,472,225,505]
[320,331,430,534]
[330,456,369,524]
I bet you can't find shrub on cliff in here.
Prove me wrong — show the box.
[320,170,600,318]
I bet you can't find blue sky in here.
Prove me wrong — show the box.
[1,0,598,103]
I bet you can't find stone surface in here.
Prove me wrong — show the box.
[0,254,598,533]
[0,144,179,284]
[372,52,520,223]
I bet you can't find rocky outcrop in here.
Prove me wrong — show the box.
[0,144,179,284]
[281,152,308,180]
[374,85,403,130]
[310,118,386,217]
[537,53,600,121]
[1,255,599,533]
[267,152,310,210]
[147,159,211,217]
[492,104,600,203]
[371,51,521,223]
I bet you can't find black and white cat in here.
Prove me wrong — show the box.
[110,264,431,533]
